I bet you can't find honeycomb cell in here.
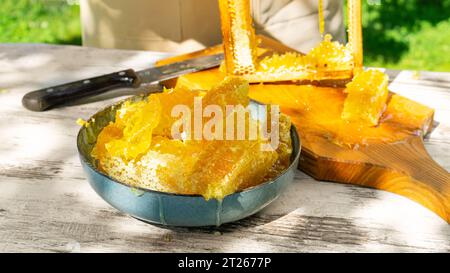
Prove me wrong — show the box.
[218,0,258,75]
[190,139,278,200]
[341,69,389,126]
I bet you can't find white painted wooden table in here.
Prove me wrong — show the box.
[0,44,449,253]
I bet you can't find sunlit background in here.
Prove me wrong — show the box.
[1,0,449,71]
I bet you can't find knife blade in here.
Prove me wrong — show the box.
[22,53,224,111]
[137,53,223,85]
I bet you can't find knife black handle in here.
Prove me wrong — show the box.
[22,69,141,111]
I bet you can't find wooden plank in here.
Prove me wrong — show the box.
[0,44,449,252]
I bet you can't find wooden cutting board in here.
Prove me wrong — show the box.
[156,36,450,223]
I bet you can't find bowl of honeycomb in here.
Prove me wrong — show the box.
[77,77,301,226]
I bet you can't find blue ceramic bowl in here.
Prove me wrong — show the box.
[77,96,301,227]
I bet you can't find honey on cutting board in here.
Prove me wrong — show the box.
[156,0,449,223]
[170,69,432,149]
[188,0,428,148]
[158,41,450,222]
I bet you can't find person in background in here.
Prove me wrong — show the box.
[80,0,345,54]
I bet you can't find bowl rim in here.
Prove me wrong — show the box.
[77,95,302,199]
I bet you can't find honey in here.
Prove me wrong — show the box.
[217,0,358,83]
[169,68,432,149]
[153,86,202,137]
[250,85,432,149]
[91,77,293,200]
[103,97,162,161]
[341,70,389,126]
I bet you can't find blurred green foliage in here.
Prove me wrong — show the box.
[0,0,449,71]
[0,0,81,45]
[362,0,450,71]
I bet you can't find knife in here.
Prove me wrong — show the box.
[22,53,224,111]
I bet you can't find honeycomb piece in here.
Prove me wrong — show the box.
[93,96,161,162]
[91,122,123,166]
[137,136,204,194]
[385,94,434,134]
[188,104,291,200]
[192,113,292,199]
[189,139,278,200]
[200,77,252,141]
[252,35,354,82]
[153,87,201,137]
[98,136,201,193]
[202,76,250,108]
[114,100,147,128]
[341,70,389,126]
[218,0,258,75]
[91,78,293,200]
[304,34,353,71]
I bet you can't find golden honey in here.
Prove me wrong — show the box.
[170,67,431,149]
[217,0,357,83]
[90,0,406,199]
[218,0,258,75]
[341,70,389,126]
[246,34,354,82]
[91,77,293,200]
[249,84,430,149]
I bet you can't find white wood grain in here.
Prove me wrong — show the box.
[0,44,449,253]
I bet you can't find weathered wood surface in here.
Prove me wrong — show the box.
[0,44,449,253]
